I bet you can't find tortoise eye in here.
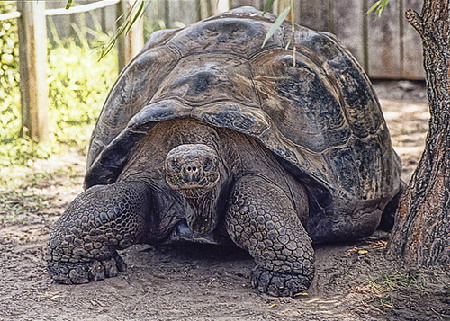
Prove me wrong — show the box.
[203,158,212,171]
[171,160,181,171]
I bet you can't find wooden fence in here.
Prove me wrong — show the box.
[0,0,144,141]
[0,0,424,141]
[47,0,425,80]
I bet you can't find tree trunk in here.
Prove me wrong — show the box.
[386,0,449,266]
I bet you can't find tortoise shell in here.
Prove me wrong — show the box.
[85,6,401,236]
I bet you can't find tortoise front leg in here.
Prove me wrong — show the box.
[45,181,152,284]
[226,175,314,297]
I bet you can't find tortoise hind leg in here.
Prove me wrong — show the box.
[46,181,152,284]
[378,181,406,231]
[225,175,314,297]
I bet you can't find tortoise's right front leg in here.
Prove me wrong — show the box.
[45,181,152,284]
[225,175,315,297]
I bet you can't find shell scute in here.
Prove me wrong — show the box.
[167,18,276,58]
[151,55,258,106]
[297,32,384,139]
[252,52,347,153]
[326,147,360,194]
[88,46,180,167]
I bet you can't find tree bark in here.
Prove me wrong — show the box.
[386,0,449,266]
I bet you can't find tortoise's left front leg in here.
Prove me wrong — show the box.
[46,181,152,284]
[225,175,314,297]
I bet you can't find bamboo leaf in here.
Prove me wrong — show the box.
[366,0,381,15]
[366,0,391,17]
[262,0,276,14]
[284,39,292,50]
[99,0,148,60]
[65,0,73,9]
[129,1,145,27]
[261,5,290,48]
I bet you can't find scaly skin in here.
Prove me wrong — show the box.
[226,175,314,297]
[46,181,151,284]
[46,141,314,297]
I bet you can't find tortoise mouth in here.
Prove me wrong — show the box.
[165,144,221,199]
[172,180,220,199]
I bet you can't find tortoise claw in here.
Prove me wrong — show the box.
[251,266,311,297]
[48,253,127,284]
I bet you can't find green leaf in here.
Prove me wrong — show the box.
[262,0,276,14]
[99,0,148,60]
[366,0,390,17]
[65,0,73,10]
[366,0,381,15]
[261,5,291,48]
[284,39,292,50]
[129,1,145,28]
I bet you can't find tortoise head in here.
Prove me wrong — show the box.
[165,144,221,199]
[165,144,224,234]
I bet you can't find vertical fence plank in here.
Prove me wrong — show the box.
[101,4,117,34]
[366,0,402,78]
[332,0,366,69]
[38,0,425,80]
[229,0,264,10]
[46,1,71,39]
[117,0,144,71]
[16,1,49,141]
[299,0,332,31]
[165,0,201,28]
[401,0,425,79]
[143,0,167,30]
[199,0,213,20]
[274,0,292,18]
[209,0,230,15]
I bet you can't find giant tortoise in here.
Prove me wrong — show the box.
[46,6,402,297]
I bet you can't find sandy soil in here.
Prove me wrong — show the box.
[0,81,448,321]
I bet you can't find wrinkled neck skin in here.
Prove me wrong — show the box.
[165,143,230,235]
[184,165,230,235]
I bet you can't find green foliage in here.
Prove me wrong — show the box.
[262,0,276,14]
[64,0,150,60]
[363,272,426,308]
[367,0,391,17]
[0,4,21,126]
[99,0,148,59]
[0,9,118,166]
[0,191,48,222]
[143,18,167,40]
[261,0,295,65]
[0,4,18,90]
[0,2,24,164]
[261,5,291,48]
[48,31,118,150]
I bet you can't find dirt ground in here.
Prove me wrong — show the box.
[1,80,449,321]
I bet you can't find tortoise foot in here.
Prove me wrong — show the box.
[48,253,126,284]
[251,266,311,297]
